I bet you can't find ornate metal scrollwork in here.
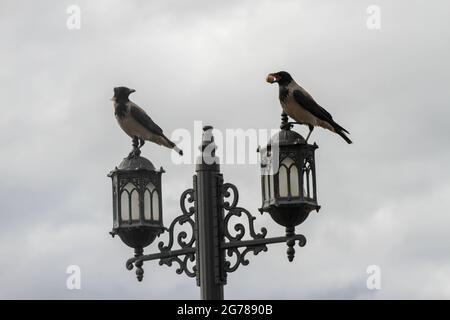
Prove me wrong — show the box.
[125,180,307,283]
[159,252,196,277]
[222,183,267,241]
[222,183,268,273]
[223,245,268,273]
[159,188,196,251]
[157,188,197,277]
[126,188,197,281]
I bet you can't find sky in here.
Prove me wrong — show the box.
[1,0,450,299]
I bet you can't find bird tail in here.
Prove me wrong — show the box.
[336,130,352,144]
[162,135,183,156]
[333,122,350,134]
[173,145,183,156]
[332,122,352,144]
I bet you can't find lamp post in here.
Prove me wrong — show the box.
[109,114,321,300]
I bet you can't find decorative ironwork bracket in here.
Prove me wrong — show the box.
[126,188,197,281]
[220,182,306,278]
[125,181,306,282]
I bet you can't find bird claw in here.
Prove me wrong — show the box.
[126,136,142,159]
[127,149,141,159]
[280,122,293,130]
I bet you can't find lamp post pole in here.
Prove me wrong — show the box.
[195,125,224,300]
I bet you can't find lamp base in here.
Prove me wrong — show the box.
[261,202,319,228]
[111,225,164,249]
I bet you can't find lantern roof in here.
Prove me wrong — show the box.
[108,156,163,177]
[268,128,306,147]
[117,156,156,171]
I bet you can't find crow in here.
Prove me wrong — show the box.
[267,71,352,144]
[112,86,183,157]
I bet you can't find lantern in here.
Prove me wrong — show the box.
[258,115,320,229]
[108,155,164,251]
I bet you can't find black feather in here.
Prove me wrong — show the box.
[336,130,353,144]
[292,89,333,123]
[332,121,350,135]
[114,103,127,119]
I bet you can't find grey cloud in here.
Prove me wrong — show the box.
[1,0,450,299]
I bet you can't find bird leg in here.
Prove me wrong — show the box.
[139,138,145,149]
[305,125,314,143]
[127,136,141,159]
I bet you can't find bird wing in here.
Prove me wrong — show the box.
[128,102,164,135]
[292,89,333,123]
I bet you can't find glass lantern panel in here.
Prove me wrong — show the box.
[120,192,129,222]
[112,176,118,226]
[282,157,295,167]
[144,183,155,220]
[279,165,288,197]
[152,191,160,221]
[144,189,151,220]
[303,161,311,198]
[130,189,140,221]
[120,183,134,222]
[289,165,300,197]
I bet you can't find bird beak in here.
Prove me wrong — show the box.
[129,89,136,93]
[266,74,279,84]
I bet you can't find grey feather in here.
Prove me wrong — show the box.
[292,89,333,124]
[128,102,164,135]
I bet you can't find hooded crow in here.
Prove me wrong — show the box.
[112,86,183,157]
[266,71,352,144]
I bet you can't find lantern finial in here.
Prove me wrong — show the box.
[127,136,141,159]
[280,112,293,130]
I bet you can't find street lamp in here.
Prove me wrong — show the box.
[108,138,165,279]
[109,122,322,299]
[258,112,320,261]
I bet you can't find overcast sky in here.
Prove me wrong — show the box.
[1,0,450,299]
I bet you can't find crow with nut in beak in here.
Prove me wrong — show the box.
[267,71,352,144]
